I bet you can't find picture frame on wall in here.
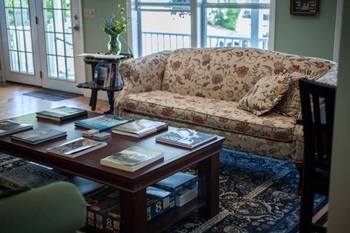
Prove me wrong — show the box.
[290,0,319,16]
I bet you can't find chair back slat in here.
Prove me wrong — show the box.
[299,78,336,171]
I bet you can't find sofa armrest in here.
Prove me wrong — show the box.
[115,50,171,115]
[0,182,87,233]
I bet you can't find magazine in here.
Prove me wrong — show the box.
[47,137,107,158]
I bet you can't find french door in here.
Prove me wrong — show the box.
[0,0,84,93]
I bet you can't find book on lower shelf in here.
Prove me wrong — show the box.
[112,119,168,138]
[155,128,217,149]
[0,163,68,190]
[67,176,106,196]
[85,186,174,232]
[0,119,33,137]
[11,127,67,144]
[100,145,164,172]
[175,183,198,207]
[153,171,198,193]
[74,114,133,131]
[36,106,88,122]
[46,137,107,158]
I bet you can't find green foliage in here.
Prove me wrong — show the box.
[209,8,240,31]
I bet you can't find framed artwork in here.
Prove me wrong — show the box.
[290,0,320,16]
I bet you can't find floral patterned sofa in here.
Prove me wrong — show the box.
[114,47,337,165]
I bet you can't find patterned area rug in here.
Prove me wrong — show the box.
[23,89,80,101]
[165,148,327,233]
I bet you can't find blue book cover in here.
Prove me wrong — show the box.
[153,172,198,194]
[74,114,133,131]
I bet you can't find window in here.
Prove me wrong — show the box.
[131,0,273,57]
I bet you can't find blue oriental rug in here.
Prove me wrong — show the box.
[165,148,327,233]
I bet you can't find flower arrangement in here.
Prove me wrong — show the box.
[103,3,130,55]
[103,3,129,36]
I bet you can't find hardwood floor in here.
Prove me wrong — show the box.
[0,82,110,119]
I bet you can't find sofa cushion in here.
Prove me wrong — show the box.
[237,75,292,116]
[161,47,335,103]
[274,73,314,118]
[119,91,296,142]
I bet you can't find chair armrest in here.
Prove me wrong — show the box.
[0,182,86,233]
[114,50,171,115]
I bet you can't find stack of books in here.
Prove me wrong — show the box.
[85,186,174,232]
[153,172,198,207]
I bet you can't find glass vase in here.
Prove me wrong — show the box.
[107,34,122,55]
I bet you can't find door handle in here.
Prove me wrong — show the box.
[73,24,80,31]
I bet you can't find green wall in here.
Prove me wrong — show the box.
[81,0,338,60]
[274,0,337,60]
[82,0,125,54]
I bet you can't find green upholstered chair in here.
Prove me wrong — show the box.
[0,181,87,233]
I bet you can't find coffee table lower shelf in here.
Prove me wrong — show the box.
[83,199,208,233]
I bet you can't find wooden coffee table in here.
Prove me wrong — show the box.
[0,112,225,233]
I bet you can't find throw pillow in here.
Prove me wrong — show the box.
[238,75,292,116]
[274,73,311,118]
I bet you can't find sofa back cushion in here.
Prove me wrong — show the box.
[161,47,335,102]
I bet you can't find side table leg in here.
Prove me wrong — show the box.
[104,90,115,114]
[197,152,220,217]
[120,189,148,233]
[90,89,98,111]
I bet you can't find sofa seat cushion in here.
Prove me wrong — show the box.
[119,91,296,142]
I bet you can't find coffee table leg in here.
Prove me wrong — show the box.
[120,189,147,233]
[197,152,220,217]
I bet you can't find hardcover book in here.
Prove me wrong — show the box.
[11,127,67,144]
[85,186,174,232]
[112,119,168,138]
[74,114,133,131]
[68,176,105,196]
[0,163,68,190]
[153,172,198,194]
[175,183,198,207]
[46,137,107,158]
[155,128,217,149]
[0,153,28,173]
[36,106,88,122]
[0,119,33,137]
[100,146,164,172]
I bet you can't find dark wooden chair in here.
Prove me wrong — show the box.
[298,78,336,233]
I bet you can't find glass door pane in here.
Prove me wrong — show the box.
[4,0,34,75]
[43,0,75,81]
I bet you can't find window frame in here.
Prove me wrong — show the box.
[128,0,275,57]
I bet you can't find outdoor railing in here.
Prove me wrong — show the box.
[142,32,269,56]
